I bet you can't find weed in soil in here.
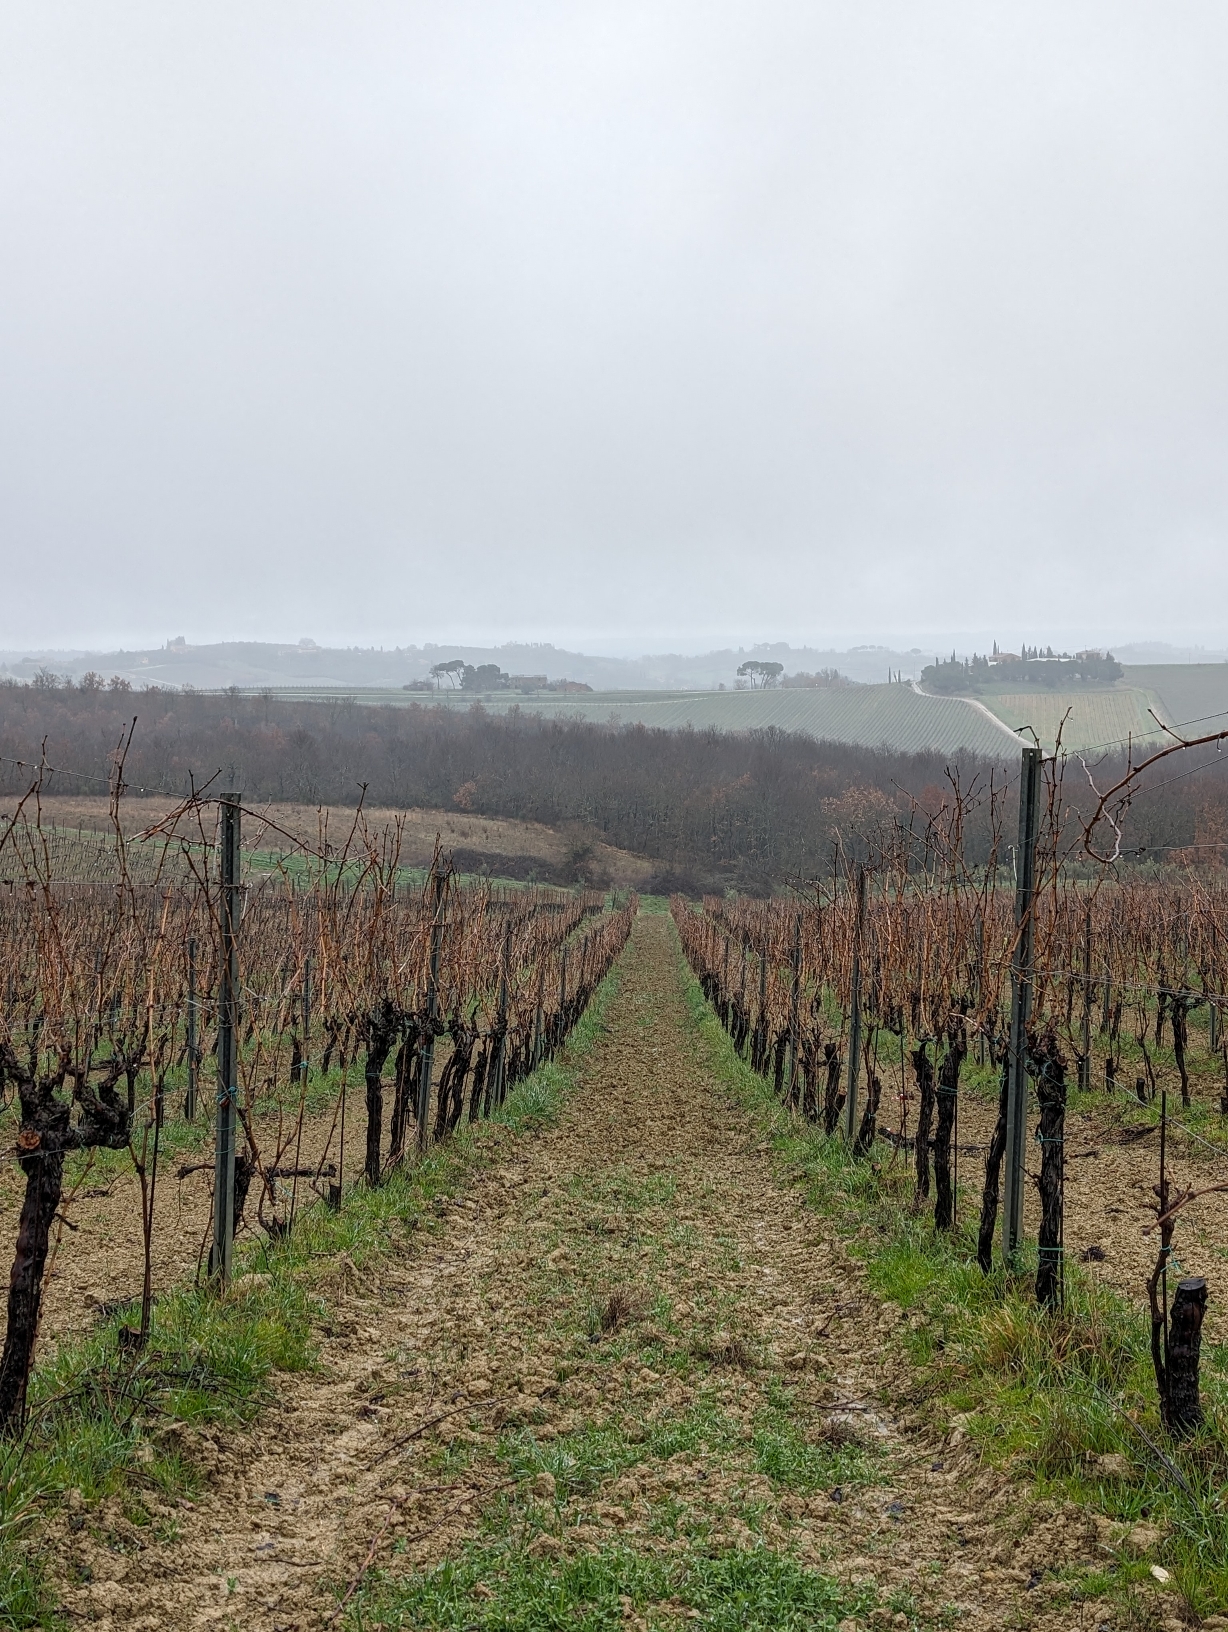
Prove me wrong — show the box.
[752,1400,877,1494]
[595,1288,644,1335]
[691,1334,754,1370]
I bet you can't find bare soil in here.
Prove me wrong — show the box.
[876,1069,1228,1346]
[13,796,655,888]
[8,1091,368,1350]
[45,914,1167,1631]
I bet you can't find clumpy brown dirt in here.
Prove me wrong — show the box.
[47,915,1178,1630]
[12,1092,368,1350]
[1058,1103,1228,1345]
[877,1063,1228,1347]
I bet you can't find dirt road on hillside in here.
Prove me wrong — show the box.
[48,914,1163,1631]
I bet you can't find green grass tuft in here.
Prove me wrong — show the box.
[752,1404,877,1494]
[349,1539,876,1630]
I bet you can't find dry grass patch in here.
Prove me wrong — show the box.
[812,1417,866,1451]
[595,1287,647,1335]
[692,1333,754,1370]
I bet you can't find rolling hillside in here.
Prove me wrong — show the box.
[219,668,1228,759]
[267,682,1018,757]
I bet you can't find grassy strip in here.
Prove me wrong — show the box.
[355,1541,878,1632]
[0,955,626,1629]
[347,923,902,1632]
[675,931,1228,1621]
[358,1395,885,1630]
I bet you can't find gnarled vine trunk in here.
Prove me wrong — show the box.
[388,1030,419,1164]
[1028,1028,1066,1309]
[821,1043,844,1136]
[977,1049,1010,1273]
[362,999,401,1186]
[0,1044,131,1434]
[933,1019,966,1232]
[853,1068,882,1157]
[911,1043,935,1200]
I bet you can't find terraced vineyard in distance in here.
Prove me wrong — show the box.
[265,682,1019,757]
[976,685,1167,753]
[970,666,1228,753]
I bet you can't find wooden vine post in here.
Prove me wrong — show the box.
[302,955,312,1094]
[1146,1089,1211,1434]
[532,959,545,1068]
[491,921,512,1107]
[844,865,867,1144]
[1002,745,1041,1266]
[1167,1278,1209,1435]
[1079,904,1093,1093]
[289,955,311,1228]
[185,936,198,1121]
[753,951,767,1072]
[933,1012,967,1231]
[1029,1030,1066,1308]
[787,914,801,1101]
[212,794,241,1284]
[416,864,446,1150]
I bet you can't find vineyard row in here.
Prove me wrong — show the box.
[0,791,637,1432]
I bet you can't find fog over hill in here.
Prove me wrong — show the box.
[0,639,933,692]
[5,637,1222,695]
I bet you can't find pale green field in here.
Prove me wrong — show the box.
[256,669,1228,759]
[1125,665,1228,736]
[978,686,1168,753]
[973,666,1228,753]
[264,683,1017,756]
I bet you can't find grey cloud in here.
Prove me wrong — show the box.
[1,2,1226,651]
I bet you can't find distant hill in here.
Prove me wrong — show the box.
[11,639,1228,760]
[257,679,1018,758]
[0,639,932,693]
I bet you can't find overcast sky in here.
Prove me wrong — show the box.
[3,3,1227,655]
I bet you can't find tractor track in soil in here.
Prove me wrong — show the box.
[48,913,1150,1630]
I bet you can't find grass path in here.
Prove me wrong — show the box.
[49,913,1125,1630]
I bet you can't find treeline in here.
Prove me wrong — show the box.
[0,684,1223,888]
[922,648,1123,693]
